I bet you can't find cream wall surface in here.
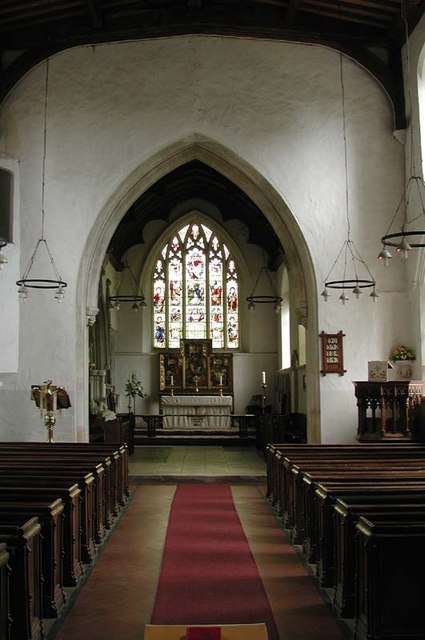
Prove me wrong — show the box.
[0,35,414,442]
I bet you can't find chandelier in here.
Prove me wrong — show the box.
[321,42,376,304]
[16,56,67,302]
[246,260,283,313]
[108,256,146,312]
[379,1,425,264]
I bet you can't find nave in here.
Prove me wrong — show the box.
[50,446,345,640]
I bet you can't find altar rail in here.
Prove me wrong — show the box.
[136,414,256,438]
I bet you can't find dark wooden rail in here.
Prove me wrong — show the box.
[135,414,256,438]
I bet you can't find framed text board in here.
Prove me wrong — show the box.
[320,331,346,376]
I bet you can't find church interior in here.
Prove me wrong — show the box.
[2,1,425,639]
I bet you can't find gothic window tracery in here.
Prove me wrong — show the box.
[153,221,239,349]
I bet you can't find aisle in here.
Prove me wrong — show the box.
[51,481,346,640]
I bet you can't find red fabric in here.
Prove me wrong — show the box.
[186,627,221,640]
[151,484,278,639]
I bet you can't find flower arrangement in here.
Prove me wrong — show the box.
[389,345,415,361]
[125,373,146,412]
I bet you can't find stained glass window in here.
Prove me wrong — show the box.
[153,221,239,349]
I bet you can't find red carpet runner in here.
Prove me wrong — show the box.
[151,484,278,640]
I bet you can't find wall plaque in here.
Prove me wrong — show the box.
[320,331,346,376]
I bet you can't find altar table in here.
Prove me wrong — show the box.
[161,395,233,429]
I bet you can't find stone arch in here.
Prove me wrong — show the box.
[76,134,320,441]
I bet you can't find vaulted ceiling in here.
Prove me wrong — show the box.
[108,160,285,270]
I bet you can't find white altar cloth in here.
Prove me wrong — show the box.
[161,395,232,429]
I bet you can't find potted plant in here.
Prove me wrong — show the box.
[389,345,415,380]
[125,373,146,414]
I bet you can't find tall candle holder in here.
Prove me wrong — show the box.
[218,375,224,396]
[31,379,71,443]
[170,379,174,397]
[194,375,199,393]
[261,383,267,414]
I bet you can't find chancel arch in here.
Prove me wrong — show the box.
[77,135,319,442]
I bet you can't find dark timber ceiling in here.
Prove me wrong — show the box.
[108,160,284,269]
[0,1,425,127]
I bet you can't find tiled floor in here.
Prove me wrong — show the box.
[50,446,347,640]
[129,445,267,477]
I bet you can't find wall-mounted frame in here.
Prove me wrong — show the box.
[320,331,346,376]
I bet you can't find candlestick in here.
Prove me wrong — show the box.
[262,371,266,385]
[194,375,199,393]
[219,374,223,386]
[261,383,267,414]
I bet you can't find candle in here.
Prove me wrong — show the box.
[170,375,174,386]
[262,371,266,384]
[219,375,223,386]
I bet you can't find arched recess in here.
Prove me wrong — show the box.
[141,209,251,352]
[76,134,320,442]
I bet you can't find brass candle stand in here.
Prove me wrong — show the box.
[194,375,199,393]
[170,380,174,397]
[261,383,267,413]
[44,411,56,444]
[218,382,224,397]
[31,379,71,443]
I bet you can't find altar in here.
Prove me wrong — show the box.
[161,395,233,429]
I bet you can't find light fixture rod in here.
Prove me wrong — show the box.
[41,56,49,240]
[16,51,67,298]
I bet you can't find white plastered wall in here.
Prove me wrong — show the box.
[0,35,410,443]
[406,13,425,386]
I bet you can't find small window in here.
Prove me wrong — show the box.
[0,168,13,242]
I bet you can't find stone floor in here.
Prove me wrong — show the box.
[129,444,267,478]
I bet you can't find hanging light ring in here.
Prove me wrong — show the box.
[325,279,375,290]
[109,294,145,304]
[16,278,67,289]
[246,295,283,304]
[381,230,425,248]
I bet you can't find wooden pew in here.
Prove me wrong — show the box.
[0,499,65,619]
[355,517,425,640]
[0,485,82,586]
[0,456,106,545]
[312,480,425,584]
[0,442,130,639]
[0,517,42,640]
[0,443,129,513]
[288,460,425,546]
[0,543,10,640]
[266,443,425,507]
[279,448,425,523]
[334,497,425,618]
[302,470,425,576]
[0,471,95,564]
[277,451,425,525]
[267,444,425,638]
